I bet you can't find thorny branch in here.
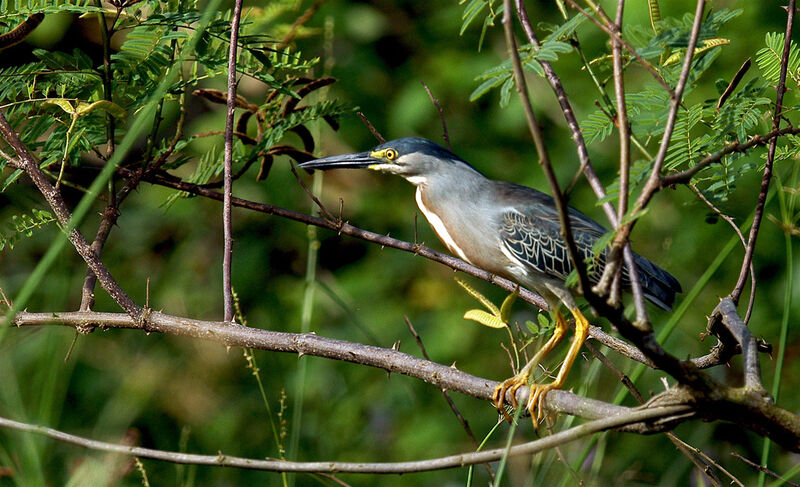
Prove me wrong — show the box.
[11,310,665,433]
[513,0,649,325]
[502,0,593,297]
[10,310,800,451]
[597,0,707,324]
[0,111,142,319]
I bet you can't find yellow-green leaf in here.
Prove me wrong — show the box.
[455,276,500,316]
[499,286,519,323]
[44,99,76,115]
[663,38,731,66]
[648,0,662,35]
[464,309,507,329]
[75,100,127,119]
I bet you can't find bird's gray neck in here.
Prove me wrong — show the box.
[405,159,487,191]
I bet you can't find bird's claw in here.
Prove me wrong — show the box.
[492,374,527,422]
[493,376,556,428]
[525,383,557,428]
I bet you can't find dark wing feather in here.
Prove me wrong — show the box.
[500,209,601,282]
[495,182,681,310]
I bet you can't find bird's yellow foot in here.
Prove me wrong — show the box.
[492,371,530,422]
[493,374,559,427]
[524,382,559,428]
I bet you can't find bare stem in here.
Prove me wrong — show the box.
[598,0,707,322]
[502,0,592,296]
[222,0,244,322]
[0,111,141,318]
[0,405,691,474]
[731,0,795,305]
[513,0,647,321]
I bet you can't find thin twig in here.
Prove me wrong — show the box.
[420,81,451,151]
[563,0,673,95]
[731,452,800,487]
[278,0,325,47]
[222,0,244,322]
[357,112,385,143]
[502,0,592,296]
[661,125,800,186]
[0,286,11,308]
[731,0,795,305]
[290,163,337,222]
[688,182,756,323]
[0,406,691,474]
[545,416,585,486]
[665,437,741,487]
[585,340,644,403]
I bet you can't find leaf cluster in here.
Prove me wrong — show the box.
[0,208,54,251]
[0,0,351,197]
[578,11,793,206]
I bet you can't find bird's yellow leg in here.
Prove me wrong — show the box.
[492,311,568,421]
[525,307,590,427]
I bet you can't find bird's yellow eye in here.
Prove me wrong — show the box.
[385,148,398,160]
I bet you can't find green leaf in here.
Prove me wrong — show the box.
[75,100,127,119]
[756,32,800,87]
[44,99,76,115]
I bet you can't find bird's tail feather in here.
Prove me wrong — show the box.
[632,254,682,312]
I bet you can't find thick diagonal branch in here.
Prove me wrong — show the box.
[514,1,649,323]
[502,0,592,296]
[0,111,141,318]
[597,0,706,317]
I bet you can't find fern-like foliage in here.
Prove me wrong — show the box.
[0,0,350,203]
[756,32,800,88]
[470,40,573,106]
[0,209,55,251]
[664,103,706,171]
[0,0,99,21]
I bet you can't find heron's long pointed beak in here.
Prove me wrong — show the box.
[298,151,380,170]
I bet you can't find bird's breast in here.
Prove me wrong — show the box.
[415,187,473,264]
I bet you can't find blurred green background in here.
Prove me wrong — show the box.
[1,0,799,485]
